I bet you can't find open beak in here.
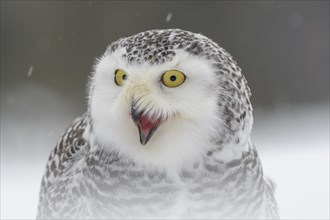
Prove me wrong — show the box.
[131,105,163,145]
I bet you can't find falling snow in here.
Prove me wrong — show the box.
[166,13,172,22]
[27,66,33,77]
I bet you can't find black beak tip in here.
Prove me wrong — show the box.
[137,125,157,146]
[138,129,150,145]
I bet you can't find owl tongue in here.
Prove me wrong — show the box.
[136,115,162,145]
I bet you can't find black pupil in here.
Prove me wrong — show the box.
[122,74,127,80]
[170,75,176,81]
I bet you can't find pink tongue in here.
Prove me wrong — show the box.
[138,115,161,132]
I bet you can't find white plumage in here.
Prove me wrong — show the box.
[37,29,278,219]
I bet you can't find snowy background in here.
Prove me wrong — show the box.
[1,1,329,219]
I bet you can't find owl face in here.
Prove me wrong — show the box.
[88,29,252,170]
[89,48,223,170]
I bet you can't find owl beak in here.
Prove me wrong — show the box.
[131,105,162,145]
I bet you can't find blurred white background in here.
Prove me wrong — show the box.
[1,1,329,219]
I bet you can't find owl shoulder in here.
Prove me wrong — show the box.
[41,114,90,187]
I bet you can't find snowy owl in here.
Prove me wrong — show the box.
[37,29,278,219]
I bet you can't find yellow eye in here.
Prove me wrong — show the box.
[114,69,128,86]
[161,70,186,88]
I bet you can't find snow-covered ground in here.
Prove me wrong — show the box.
[1,84,329,219]
[253,103,329,219]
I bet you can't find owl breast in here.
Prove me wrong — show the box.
[62,146,267,219]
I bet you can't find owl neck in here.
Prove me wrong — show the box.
[85,132,261,181]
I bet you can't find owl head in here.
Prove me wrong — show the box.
[88,29,253,171]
